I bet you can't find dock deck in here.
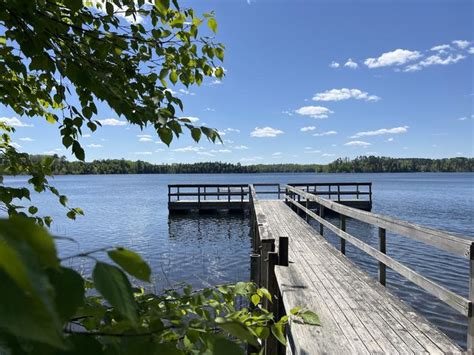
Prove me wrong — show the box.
[259,200,461,354]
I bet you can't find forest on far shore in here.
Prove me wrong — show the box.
[3,155,472,175]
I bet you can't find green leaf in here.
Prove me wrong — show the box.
[215,318,259,347]
[206,335,244,355]
[47,267,85,321]
[155,0,170,14]
[191,127,201,142]
[300,310,321,326]
[92,262,138,323]
[158,127,173,146]
[271,323,287,345]
[251,294,260,306]
[169,69,178,84]
[208,18,218,33]
[107,247,151,282]
[290,306,302,315]
[28,206,38,215]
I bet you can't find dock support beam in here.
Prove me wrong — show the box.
[340,214,346,255]
[468,255,474,351]
[379,227,386,286]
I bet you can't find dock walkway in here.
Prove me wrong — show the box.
[258,200,461,354]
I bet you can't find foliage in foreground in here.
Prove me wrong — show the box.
[0,0,224,223]
[0,217,320,354]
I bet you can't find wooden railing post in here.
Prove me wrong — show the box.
[468,257,474,351]
[203,186,206,201]
[379,227,386,286]
[260,240,274,289]
[340,214,346,255]
[319,205,324,236]
[177,186,180,201]
[266,250,279,355]
[337,185,341,202]
[197,186,200,204]
[277,184,281,199]
[168,186,171,202]
[357,184,360,199]
[250,253,261,286]
[278,236,289,266]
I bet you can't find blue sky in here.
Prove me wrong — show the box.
[2,0,473,164]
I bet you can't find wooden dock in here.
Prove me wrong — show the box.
[168,182,372,213]
[249,185,472,354]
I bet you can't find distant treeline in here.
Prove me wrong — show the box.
[3,155,472,174]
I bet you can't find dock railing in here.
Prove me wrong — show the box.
[284,184,474,350]
[288,182,372,203]
[168,184,249,203]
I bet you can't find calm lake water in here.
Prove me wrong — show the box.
[3,172,473,348]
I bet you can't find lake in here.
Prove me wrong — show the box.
[3,172,473,348]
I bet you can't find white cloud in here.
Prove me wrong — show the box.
[173,146,204,153]
[179,89,195,96]
[329,61,340,68]
[364,49,422,68]
[233,145,249,150]
[210,149,232,153]
[139,137,153,142]
[351,126,409,138]
[344,141,372,147]
[134,151,152,155]
[83,134,91,138]
[282,110,294,116]
[404,54,466,72]
[430,44,451,52]
[0,117,33,127]
[209,79,222,86]
[240,156,262,162]
[344,58,358,69]
[300,126,316,132]
[313,130,338,137]
[19,137,34,142]
[304,149,322,154]
[452,40,470,49]
[197,151,215,157]
[250,127,284,138]
[204,107,215,112]
[224,128,240,133]
[295,106,333,119]
[155,148,165,152]
[98,118,127,126]
[87,143,103,148]
[469,47,474,54]
[322,153,335,157]
[313,88,380,102]
[272,152,282,156]
[387,137,394,142]
[458,116,473,121]
[137,134,152,138]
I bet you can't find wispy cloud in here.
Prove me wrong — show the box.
[313,130,338,137]
[0,116,33,127]
[404,54,465,72]
[282,110,294,116]
[19,137,34,142]
[98,118,127,126]
[344,141,372,147]
[350,126,409,138]
[295,106,333,119]
[304,149,322,154]
[134,151,153,155]
[233,145,249,150]
[365,49,422,68]
[179,88,195,96]
[250,127,284,138]
[87,143,103,148]
[344,58,358,69]
[300,126,316,132]
[329,61,340,68]
[452,40,470,49]
[173,146,204,153]
[313,88,380,102]
[240,156,263,162]
[272,152,282,156]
